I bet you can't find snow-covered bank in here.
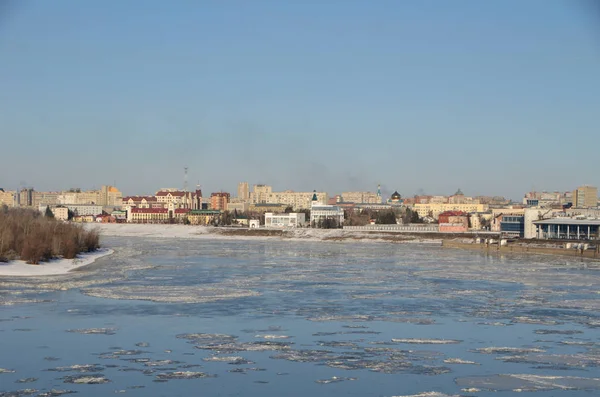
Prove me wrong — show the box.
[88,223,443,244]
[0,248,113,277]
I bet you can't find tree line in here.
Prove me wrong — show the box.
[0,206,100,264]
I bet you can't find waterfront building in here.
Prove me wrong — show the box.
[533,218,600,240]
[265,212,306,228]
[310,191,344,226]
[188,209,221,225]
[572,185,598,208]
[438,211,469,233]
[210,192,230,210]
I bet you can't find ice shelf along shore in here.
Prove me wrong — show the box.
[0,248,113,276]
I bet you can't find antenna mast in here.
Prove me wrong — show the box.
[184,166,189,192]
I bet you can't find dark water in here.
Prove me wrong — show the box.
[1,237,600,396]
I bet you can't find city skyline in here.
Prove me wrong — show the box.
[1,1,599,198]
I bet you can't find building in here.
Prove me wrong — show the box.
[491,208,525,232]
[341,190,380,204]
[227,200,249,213]
[500,215,525,237]
[122,196,161,208]
[572,185,598,208]
[248,203,288,213]
[210,192,230,210]
[412,203,489,220]
[40,203,103,217]
[0,189,15,207]
[237,182,250,200]
[51,206,69,221]
[100,185,123,206]
[523,207,566,238]
[18,188,35,207]
[32,191,60,208]
[265,190,328,210]
[310,191,344,227]
[438,211,469,233]
[250,184,273,204]
[265,212,306,228]
[533,218,600,240]
[188,209,221,225]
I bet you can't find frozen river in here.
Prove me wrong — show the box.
[1,237,600,396]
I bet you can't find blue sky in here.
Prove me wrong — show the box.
[1,1,598,199]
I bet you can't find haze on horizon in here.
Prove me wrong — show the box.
[1,1,599,200]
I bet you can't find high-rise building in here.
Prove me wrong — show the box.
[237,182,250,200]
[572,185,598,208]
[250,184,273,204]
[0,189,16,207]
[210,192,230,210]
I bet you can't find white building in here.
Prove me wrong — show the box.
[265,212,306,228]
[39,203,103,217]
[310,204,345,226]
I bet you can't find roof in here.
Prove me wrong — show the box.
[189,210,221,215]
[534,218,600,226]
[156,191,186,197]
[123,196,157,202]
[439,211,468,217]
[132,208,168,213]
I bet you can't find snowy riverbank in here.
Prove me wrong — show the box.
[0,248,114,277]
[87,223,445,244]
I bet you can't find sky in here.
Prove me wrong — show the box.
[0,0,599,200]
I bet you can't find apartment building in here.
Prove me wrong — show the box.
[210,192,231,210]
[237,182,250,200]
[250,184,273,203]
[0,189,15,207]
[572,185,598,208]
[412,203,489,220]
[341,191,380,204]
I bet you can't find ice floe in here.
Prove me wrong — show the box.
[391,339,461,345]
[456,374,600,391]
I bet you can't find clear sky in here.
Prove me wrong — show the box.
[1,1,599,199]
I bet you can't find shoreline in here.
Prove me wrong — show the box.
[0,248,114,277]
[442,240,600,262]
[88,223,446,244]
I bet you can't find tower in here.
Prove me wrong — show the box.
[183,166,189,192]
[377,184,382,203]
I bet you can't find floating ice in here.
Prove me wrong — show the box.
[47,364,104,373]
[456,374,600,391]
[37,390,77,396]
[497,353,600,368]
[443,358,479,365]
[0,389,38,397]
[534,329,583,335]
[176,333,237,343]
[66,328,116,335]
[155,371,214,380]
[15,378,37,383]
[473,347,545,354]
[391,339,461,345]
[203,356,254,365]
[392,393,462,397]
[62,374,110,384]
[254,334,290,339]
[0,368,16,373]
[82,285,260,303]
[315,376,357,384]
[135,342,150,347]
